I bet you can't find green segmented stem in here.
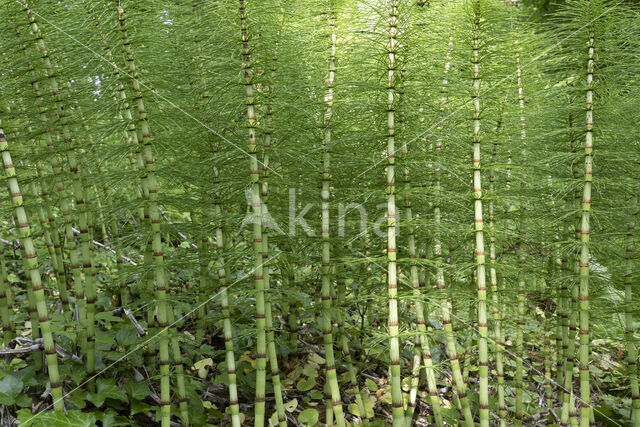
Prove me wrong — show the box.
[16,5,88,365]
[319,7,345,426]
[490,100,506,426]
[577,23,595,427]
[113,56,143,308]
[0,128,64,411]
[401,119,442,426]
[238,2,268,424]
[561,113,576,426]
[196,222,209,344]
[7,91,70,315]
[470,5,489,424]
[406,341,422,425]
[117,5,175,425]
[260,24,287,427]
[167,308,189,425]
[22,2,86,334]
[15,22,71,325]
[385,2,404,424]
[513,35,528,426]
[432,21,473,426]
[65,91,99,387]
[624,196,640,426]
[0,245,12,346]
[544,153,557,410]
[215,214,241,427]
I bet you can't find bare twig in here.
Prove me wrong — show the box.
[0,343,42,355]
[71,227,137,266]
[112,308,147,336]
[0,338,79,361]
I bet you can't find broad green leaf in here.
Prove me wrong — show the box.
[95,332,117,347]
[68,390,88,410]
[365,378,378,392]
[296,377,316,392]
[30,410,97,427]
[0,374,22,393]
[115,326,138,347]
[131,400,154,416]
[99,409,131,427]
[17,408,36,427]
[9,358,27,370]
[363,393,376,418]
[297,408,319,426]
[16,393,32,408]
[124,381,150,401]
[88,379,128,407]
[348,403,361,417]
[309,353,325,365]
[309,390,323,400]
[302,364,319,379]
[96,312,124,323]
[14,365,38,387]
[0,374,23,405]
[382,389,392,405]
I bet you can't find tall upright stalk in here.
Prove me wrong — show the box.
[513,35,529,426]
[624,196,640,426]
[433,22,473,427]
[12,36,63,352]
[215,214,241,427]
[561,113,578,426]
[470,4,489,425]
[577,21,595,427]
[260,27,287,427]
[167,307,189,424]
[320,6,345,426]
[238,2,269,424]
[0,246,12,346]
[400,42,442,427]
[384,2,404,424]
[117,5,176,425]
[490,100,506,426]
[0,127,64,411]
[18,2,85,337]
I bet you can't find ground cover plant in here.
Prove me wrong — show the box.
[0,0,639,426]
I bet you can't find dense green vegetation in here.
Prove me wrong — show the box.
[0,0,639,426]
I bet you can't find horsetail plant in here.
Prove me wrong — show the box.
[0,1,637,425]
[215,209,242,427]
[319,6,346,426]
[384,2,404,424]
[433,21,474,427]
[489,98,506,426]
[399,50,442,427]
[15,4,89,351]
[260,31,287,427]
[117,5,177,425]
[513,34,528,426]
[0,127,64,411]
[469,4,490,425]
[624,196,640,426]
[577,15,595,427]
[239,1,271,424]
